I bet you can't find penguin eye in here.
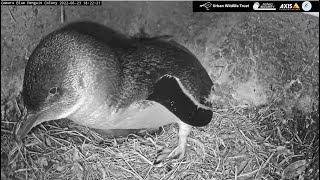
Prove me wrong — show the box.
[49,87,58,95]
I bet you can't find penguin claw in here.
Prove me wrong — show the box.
[153,148,171,166]
[168,144,185,160]
[153,145,185,166]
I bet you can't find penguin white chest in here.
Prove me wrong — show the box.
[67,97,179,129]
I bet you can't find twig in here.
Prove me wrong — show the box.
[60,6,65,23]
[1,128,12,134]
[134,151,152,165]
[7,7,16,22]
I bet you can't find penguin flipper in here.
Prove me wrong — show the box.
[147,75,212,127]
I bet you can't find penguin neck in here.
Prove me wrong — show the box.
[147,76,212,127]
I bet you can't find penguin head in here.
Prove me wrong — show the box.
[14,35,85,142]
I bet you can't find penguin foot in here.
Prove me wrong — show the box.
[153,144,186,166]
[153,148,172,166]
[168,143,186,159]
[153,122,192,166]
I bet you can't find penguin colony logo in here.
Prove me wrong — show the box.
[279,2,301,10]
[302,1,312,11]
[253,2,276,10]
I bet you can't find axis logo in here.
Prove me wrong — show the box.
[279,3,300,10]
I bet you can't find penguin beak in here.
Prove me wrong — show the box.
[14,113,40,142]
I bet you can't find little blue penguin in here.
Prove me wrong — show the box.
[14,21,214,164]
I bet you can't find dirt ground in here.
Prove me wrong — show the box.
[1,2,319,180]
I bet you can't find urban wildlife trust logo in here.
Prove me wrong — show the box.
[199,2,212,10]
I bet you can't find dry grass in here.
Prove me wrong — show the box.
[1,99,318,180]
